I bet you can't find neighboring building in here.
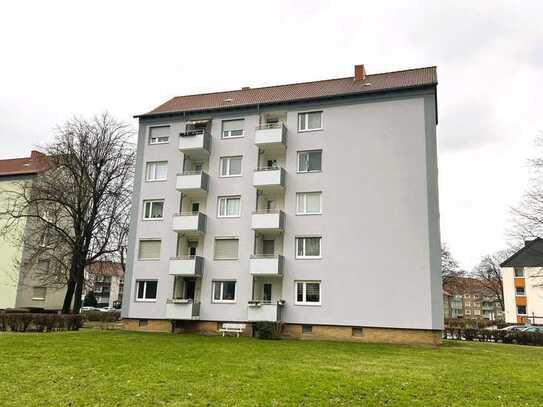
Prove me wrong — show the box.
[122,64,442,344]
[84,261,125,308]
[501,239,543,324]
[0,151,65,310]
[443,277,504,321]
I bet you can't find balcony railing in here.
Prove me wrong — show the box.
[247,300,283,322]
[253,167,285,189]
[251,210,285,231]
[176,171,209,193]
[172,212,207,234]
[178,129,211,156]
[249,255,284,276]
[166,299,201,320]
[255,122,287,147]
[168,255,204,276]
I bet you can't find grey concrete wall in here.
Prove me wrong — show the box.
[124,88,442,330]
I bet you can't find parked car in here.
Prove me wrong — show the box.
[98,307,115,312]
[499,325,524,332]
[80,306,99,312]
[520,326,543,333]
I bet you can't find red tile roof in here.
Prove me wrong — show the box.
[138,66,437,117]
[0,151,48,177]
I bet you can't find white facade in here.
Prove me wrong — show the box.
[503,266,543,324]
[122,75,442,332]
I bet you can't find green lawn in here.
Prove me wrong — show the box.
[0,330,542,406]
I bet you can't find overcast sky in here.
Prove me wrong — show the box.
[1,1,542,270]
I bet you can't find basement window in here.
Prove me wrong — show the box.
[302,325,313,334]
[352,327,363,337]
[138,319,148,327]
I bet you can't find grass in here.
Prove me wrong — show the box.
[0,330,542,406]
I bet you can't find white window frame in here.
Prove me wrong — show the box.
[143,200,164,220]
[297,150,322,173]
[296,192,322,215]
[219,156,243,177]
[217,196,241,218]
[135,280,158,302]
[31,286,47,301]
[148,126,170,145]
[295,236,322,259]
[221,119,245,139]
[295,281,321,306]
[298,111,323,132]
[145,161,168,182]
[212,280,237,303]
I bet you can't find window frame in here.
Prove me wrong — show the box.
[211,280,237,303]
[298,111,323,132]
[138,239,161,261]
[295,280,322,306]
[515,286,526,296]
[32,286,47,301]
[517,305,527,315]
[514,268,524,277]
[295,236,322,259]
[296,191,322,215]
[148,125,170,145]
[142,200,165,220]
[213,237,240,260]
[217,196,241,218]
[145,161,168,182]
[296,150,322,173]
[221,119,245,139]
[135,280,158,302]
[219,156,243,178]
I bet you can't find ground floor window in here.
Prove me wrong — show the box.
[136,280,158,301]
[295,281,321,305]
[212,280,236,303]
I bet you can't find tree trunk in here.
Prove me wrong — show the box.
[72,260,86,314]
[62,278,76,314]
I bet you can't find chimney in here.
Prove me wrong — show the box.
[354,64,366,81]
[30,150,44,160]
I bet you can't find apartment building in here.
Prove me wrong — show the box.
[443,277,504,321]
[501,239,543,325]
[83,262,125,308]
[122,64,442,344]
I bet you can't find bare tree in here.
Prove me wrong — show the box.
[472,249,514,311]
[441,244,464,285]
[0,113,135,313]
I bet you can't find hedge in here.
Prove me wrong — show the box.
[444,328,543,346]
[0,312,82,332]
[81,310,121,322]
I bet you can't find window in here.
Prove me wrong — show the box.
[222,119,244,138]
[298,111,322,132]
[149,126,170,144]
[212,280,236,303]
[295,281,321,305]
[352,327,363,337]
[138,240,161,260]
[220,156,242,177]
[296,237,321,259]
[32,287,46,301]
[136,280,158,301]
[302,325,313,334]
[138,319,148,327]
[143,200,164,220]
[465,302,471,307]
[146,161,168,181]
[214,238,239,260]
[514,268,524,277]
[297,150,322,173]
[465,309,471,315]
[516,286,526,296]
[218,196,241,218]
[296,192,322,215]
[517,305,527,315]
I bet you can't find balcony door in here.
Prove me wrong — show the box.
[185,279,196,300]
[263,283,272,302]
[262,239,275,256]
[188,241,198,257]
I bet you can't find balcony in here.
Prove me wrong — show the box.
[253,167,285,191]
[249,255,284,276]
[178,129,211,158]
[168,256,204,277]
[176,171,209,194]
[172,212,207,234]
[247,301,283,322]
[251,210,285,231]
[255,123,287,148]
[166,299,200,320]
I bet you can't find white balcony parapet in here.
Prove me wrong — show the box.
[172,212,207,234]
[255,123,287,147]
[176,171,209,193]
[247,300,284,322]
[253,167,285,189]
[178,129,211,155]
[166,299,200,320]
[249,255,284,276]
[251,210,285,231]
[168,256,204,276]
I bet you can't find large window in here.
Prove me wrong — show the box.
[146,161,168,181]
[297,150,322,173]
[143,200,164,220]
[298,111,322,132]
[149,126,170,144]
[212,280,236,303]
[136,280,158,301]
[214,238,239,260]
[296,236,321,259]
[296,192,322,215]
[220,156,242,177]
[138,240,161,260]
[32,287,47,301]
[295,281,321,305]
[218,196,241,217]
[222,119,244,138]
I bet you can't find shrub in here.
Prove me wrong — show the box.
[82,310,121,322]
[253,321,282,340]
[83,292,98,308]
[0,312,82,332]
[445,327,543,346]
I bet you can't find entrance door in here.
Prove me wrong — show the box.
[263,283,272,302]
[188,241,198,257]
[262,239,275,256]
[185,279,196,300]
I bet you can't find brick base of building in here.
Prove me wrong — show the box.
[122,319,441,345]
